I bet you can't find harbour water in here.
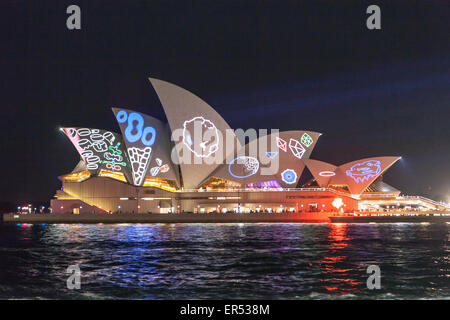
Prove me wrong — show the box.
[0,222,448,299]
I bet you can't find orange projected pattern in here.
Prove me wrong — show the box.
[143,177,177,192]
[98,169,127,182]
[60,170,91,182]
[201,177,241,190]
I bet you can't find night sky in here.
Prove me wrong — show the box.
[1,0,449,204]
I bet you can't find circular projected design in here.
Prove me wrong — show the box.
[183,116,219,158]
[228,156,260,179]
[116,110,128,123]
[319,171,336,177]
[118,110,157,146]
[141,126,156,146]
[124,112,144,143]
[281,169,297,184]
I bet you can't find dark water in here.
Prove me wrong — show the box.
[0,222,448,299]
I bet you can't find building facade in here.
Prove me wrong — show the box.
[50,78,448,214]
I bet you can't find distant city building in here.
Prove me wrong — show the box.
[51,78,448,214]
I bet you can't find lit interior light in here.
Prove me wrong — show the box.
[332,198,344,209]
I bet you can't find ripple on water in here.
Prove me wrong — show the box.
[0,223,448,299]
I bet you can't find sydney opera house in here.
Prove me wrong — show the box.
[50,78,447,214]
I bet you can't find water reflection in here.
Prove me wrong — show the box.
[0,222,448,299]
[317,223,362,294]
[327,223,350,250]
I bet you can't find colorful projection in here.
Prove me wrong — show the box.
[114,109,160,186]
[150,157,170,177]
[281,169,297,184]
[228,156,260,179]
[63,128,127,172]
[346,160,381,183]
[116,111,156,146]
[288,138,306,159]
[182,116,219,158]
[247,180,283,190]
[265,151,279,159]
[300,132,314,147]
[127,147,152,186]
[99,143,127,171]
[276,137,287,152]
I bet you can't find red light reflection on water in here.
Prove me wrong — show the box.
[327,223,349,249]
[318,223,363,294]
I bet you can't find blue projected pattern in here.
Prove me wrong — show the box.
[346,160,381,183]
[281,169,297,184]
[116,110,128,123]
[265,151,279,159]
[228,156,260,179]
[116,110,157,146]
[115,109,158,186]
